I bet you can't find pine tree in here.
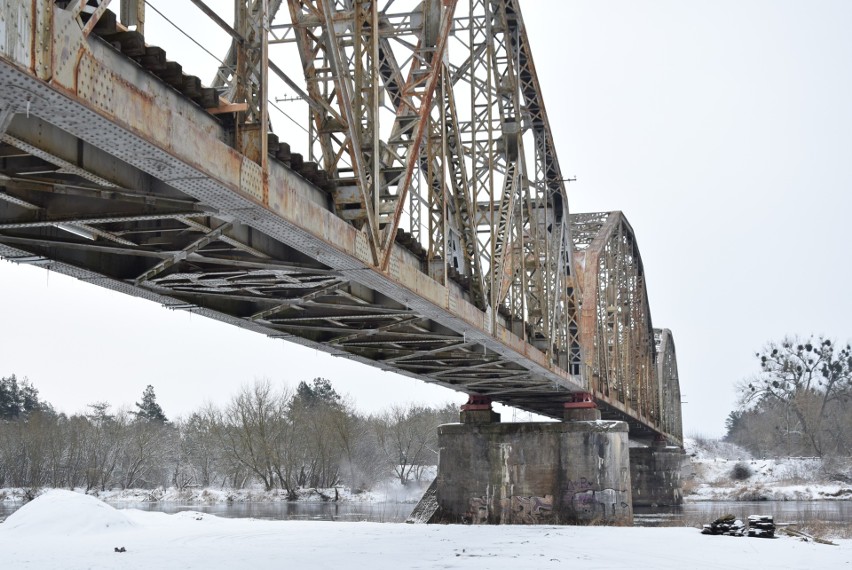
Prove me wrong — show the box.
[134,385,168,423]
[0,374,20,419]
[293,377,341,409]
[0,375,49,420]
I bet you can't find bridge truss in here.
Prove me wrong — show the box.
[0,0,681,443]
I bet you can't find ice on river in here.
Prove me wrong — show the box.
[1,490,848,569]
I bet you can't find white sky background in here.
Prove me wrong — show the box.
[2,0,851,437]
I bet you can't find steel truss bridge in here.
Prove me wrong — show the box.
[0,0,681,443]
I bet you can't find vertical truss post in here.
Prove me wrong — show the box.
[120,0,145,34]
[233,0,269,173]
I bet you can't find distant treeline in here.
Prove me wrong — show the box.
[0,376,457,495]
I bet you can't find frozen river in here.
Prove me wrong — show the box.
[2,498,849,526]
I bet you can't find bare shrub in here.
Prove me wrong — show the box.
[731,462,753,481]
[789,520,852,541]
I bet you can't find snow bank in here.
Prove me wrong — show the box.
[685,437,753,461]
[682,438,852,501]
[3,489,136,535]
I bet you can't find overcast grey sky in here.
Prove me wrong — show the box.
[2,1,850,437]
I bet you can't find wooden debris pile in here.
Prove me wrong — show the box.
[700,514,776,538]
[746,515,776,538]
[701,514,745,536]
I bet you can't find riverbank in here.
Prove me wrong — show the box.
[0,477,434,508]
[681,438,852,502]
[2,439,850,508]
[1,490,848,570]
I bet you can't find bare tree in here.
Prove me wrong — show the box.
[172,409,224,489]
[734,335,852,457]
[213,380,292,492]
[82,403,129,491]
[119,417,171,489]
[372,403,456,485]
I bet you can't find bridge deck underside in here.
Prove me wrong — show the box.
[0,65,581,420]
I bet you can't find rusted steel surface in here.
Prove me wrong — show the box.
[655,328,683,442]
[570,212,682,443]
[0,1,682,441]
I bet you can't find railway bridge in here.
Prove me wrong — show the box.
[0,0,683,523]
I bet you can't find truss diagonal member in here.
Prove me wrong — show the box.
[249,277,348,320]
[428,355,507,374]
[190,0,245,45]
[267,61,330,117]
[285,0,352,170]
[329,314,421,345]
[0,233,164,259]
[382,339,474,364]
[199,0,329,117]
[69,0,112,38]
[56,222,136,246]
[134,222,233,286]
[490,162,518,307]
[314,0,381,263]
[0,190,40,210]
[0,176,202,212]
[0,191,132,245]
[0,134,116,187]
[379,0,458,270]
[290,0,383,260]
[0,212,202,230]
[209,2,272,98]
[442,66,485,307]
[180,218,271,259]
[479,382,558,397]
[513,0,570,208]
[441,371,531,385]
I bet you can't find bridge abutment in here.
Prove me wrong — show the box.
[433,397,633,525]
[629,440,685,507]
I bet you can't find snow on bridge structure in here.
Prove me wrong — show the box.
[0,0,683,523]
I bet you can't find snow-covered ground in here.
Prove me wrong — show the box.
[1,490,848,570]
[682,438,852,502]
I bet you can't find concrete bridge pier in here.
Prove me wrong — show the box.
[629,437,685,507]
[432,395,633,525]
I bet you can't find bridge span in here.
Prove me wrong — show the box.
[0,3,683,518]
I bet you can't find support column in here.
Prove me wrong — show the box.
[629,436,685,507]
[433,393,633,525]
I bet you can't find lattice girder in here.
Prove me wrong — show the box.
[655,328,684,442]
[572,212,660,426]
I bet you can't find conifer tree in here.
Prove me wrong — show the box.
[134,385,168,423]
